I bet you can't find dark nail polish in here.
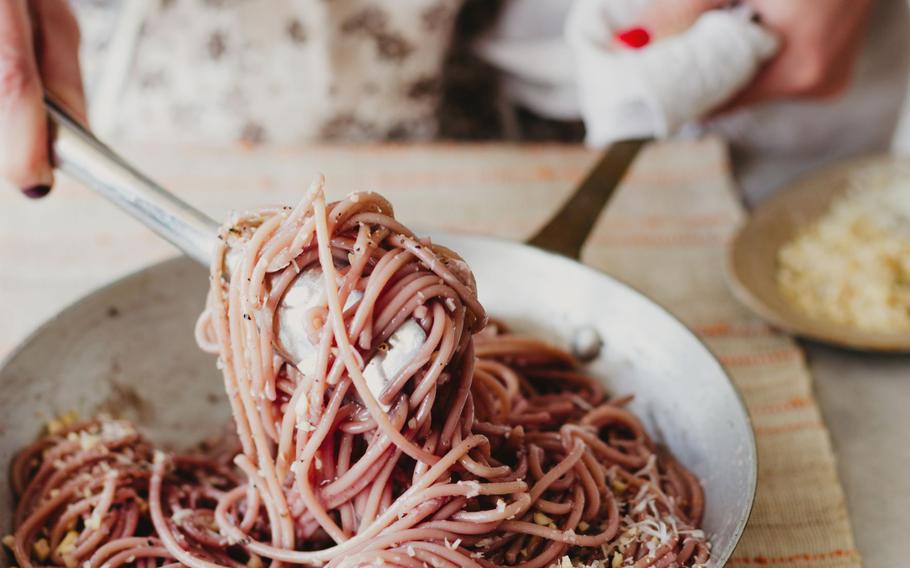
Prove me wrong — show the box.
[22,185,51,199]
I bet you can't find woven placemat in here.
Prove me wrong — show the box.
[0,139,856,566]
[585,139,858,567]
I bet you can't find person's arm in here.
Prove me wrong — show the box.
[0,0,84,198]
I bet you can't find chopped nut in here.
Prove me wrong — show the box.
[46,420,62,435]
[32,539,50,561]
[46,411,78,435]
[56,531,79,557]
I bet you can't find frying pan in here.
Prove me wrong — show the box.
[0,102,756,566]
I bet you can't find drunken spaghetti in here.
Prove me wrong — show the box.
[7,179,709,567]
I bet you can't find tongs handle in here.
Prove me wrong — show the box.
[45,96,219,265]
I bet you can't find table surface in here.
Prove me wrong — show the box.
[808,344,910,568]
[1,141,905,566]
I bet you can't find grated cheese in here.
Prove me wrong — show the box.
[549,556,608,568]
[444,538,462,550]
[457,480,482,498]
[777,168,910,332]
[78,432,101,451]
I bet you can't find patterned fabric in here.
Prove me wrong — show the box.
[75,0,468,143]
[71,0,582,144]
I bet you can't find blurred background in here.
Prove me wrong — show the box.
[896,98,910,151]
[59,0,910,205]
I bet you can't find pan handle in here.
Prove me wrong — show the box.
[45,96,219,266]
[527,139,648,259]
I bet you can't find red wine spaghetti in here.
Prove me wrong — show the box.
[7,180,709,567]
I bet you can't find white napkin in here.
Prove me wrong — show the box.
[475,0,778,145]
[568,0,779,145]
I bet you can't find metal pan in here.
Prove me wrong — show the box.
[0,110,756,566]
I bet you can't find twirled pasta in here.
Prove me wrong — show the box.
[8,179,709,568]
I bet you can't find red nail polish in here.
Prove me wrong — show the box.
[615,26,651,49]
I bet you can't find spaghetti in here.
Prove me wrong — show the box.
[7,179,709,567]
[8,419,244,567]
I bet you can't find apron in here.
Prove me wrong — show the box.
[75,0,466,144]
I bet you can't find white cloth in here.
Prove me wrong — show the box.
[477,0,778,146]
[568,1,778,145]
[475,0,910,206]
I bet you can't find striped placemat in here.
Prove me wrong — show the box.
[584,139,857,567]
[0,138,856,566]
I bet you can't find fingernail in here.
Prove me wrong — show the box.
[615,26,652,49]
[22,185,51,199]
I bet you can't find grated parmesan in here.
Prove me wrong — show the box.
[777,168,910,332]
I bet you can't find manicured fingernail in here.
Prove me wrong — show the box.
[615,26,651,49]
[22,185,51,199]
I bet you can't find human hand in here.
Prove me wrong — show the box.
[0,0,84,198]
[725,0,873,108]
[625,0,873,109]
